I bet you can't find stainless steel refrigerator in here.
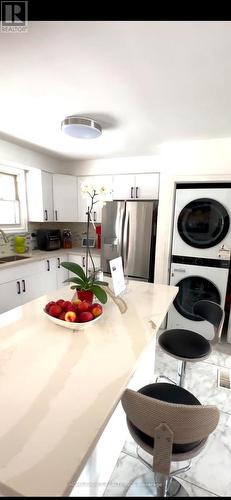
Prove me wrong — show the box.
[101,200,158,281]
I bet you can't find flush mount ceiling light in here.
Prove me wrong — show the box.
[61,116,102,139]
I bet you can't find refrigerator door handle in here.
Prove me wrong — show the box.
[126,215,130,264]
[123,210,129,271]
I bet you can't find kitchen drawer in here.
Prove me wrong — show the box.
[0,259,53,285]
[0,261,44,285]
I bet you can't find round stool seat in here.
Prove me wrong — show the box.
[158,329,211,359]
[129,383,202,454]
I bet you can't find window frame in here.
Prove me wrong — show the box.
[0,163,28,233]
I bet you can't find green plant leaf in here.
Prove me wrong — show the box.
[63,277,85,286]
[93,280,109,286]
[91,285,108,304]
[61,261,87,282]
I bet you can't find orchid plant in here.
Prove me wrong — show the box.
[61,181,112,304]
[80,181,112,277]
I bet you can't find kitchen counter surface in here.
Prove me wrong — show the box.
[0,247,101,270]
[0,280,178,497]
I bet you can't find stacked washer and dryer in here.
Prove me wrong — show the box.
[167,184,231,342]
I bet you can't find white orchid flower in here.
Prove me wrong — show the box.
[81,183,94,196]
[98,185,109,195]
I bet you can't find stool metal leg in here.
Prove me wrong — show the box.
[155,374,177,385]
[155,473,169,496]
[125,471,189,496]
[123,445,190,496]
[177,360,187,387]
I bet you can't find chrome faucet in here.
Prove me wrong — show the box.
[0,229,9,244]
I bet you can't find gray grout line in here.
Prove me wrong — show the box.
[177,476,220,497]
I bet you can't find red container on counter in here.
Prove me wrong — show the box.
[96,225,101,249]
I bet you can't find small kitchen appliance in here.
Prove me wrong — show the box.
[37,229,61,251]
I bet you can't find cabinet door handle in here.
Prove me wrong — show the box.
[57,257,60,269]
[47,259,50,271]
[135,187,139,198]
[55,210,58,221]
[44,209,48,221]
[16,281,21,294]
[22,279,26,292]
[93,211,96,222]
[82,256,85,267]
[130,187,134,199]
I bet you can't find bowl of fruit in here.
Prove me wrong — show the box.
[43,297,103,330]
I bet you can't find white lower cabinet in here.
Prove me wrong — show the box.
[56,254,68,288]
[0,280,22,313]
[0,258,57,314]
[88,254,101,271]
[68,253,101,277]
[0,253,101,315]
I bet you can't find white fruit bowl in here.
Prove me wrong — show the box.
[43,308,104,331]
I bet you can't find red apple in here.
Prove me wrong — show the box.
[48,304,62,318]
[56,299,66,308]
[62,300,73,312]
[77,300,90,313]
[65,311,77,322]
[65,303,77,313]
[79,311,94,322]
[72,298,82,307]
[59,311,66,321]
[89,303,103,317]
[45,301,56,313]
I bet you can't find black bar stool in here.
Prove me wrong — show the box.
[156,300,225,387]
[121,382,219,496]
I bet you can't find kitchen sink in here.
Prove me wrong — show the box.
[0,255,31,264]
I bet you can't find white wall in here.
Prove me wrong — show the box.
[62,154,161,176]
[62,137,231,177]
[0,137,64,173]
[62,138,231,285]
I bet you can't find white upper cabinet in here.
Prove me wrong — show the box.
[112,174,135,200]
[112,173,159,200]
[26,170,54,222]
[134,173,159,199]
[53,174,78,222]
[77,176,113,223]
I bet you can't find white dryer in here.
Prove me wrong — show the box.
[167,258,229,341]
[172,185,231,259]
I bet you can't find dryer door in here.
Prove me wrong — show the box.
[177,198,230,249]
[173,275,221,321]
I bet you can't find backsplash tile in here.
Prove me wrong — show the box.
[28,222,99,249]
[0,233,32,257]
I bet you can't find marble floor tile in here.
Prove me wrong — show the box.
[103,452,218,497]
[179,412,231,497]
[104,340,231,497]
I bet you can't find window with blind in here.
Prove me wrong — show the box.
[0,173,20,224]
[0,166,27,231]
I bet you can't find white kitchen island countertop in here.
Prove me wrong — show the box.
[0,280,178,497]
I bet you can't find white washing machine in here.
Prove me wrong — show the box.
[172,185,231,260]
[167,259,229,341]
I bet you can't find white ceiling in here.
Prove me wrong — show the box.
[0,20,231,161]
